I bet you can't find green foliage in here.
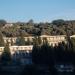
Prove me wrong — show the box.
[16,31,26,45]
[32,41,75,65]
[33,36,42,45]
[1,42,11,64]
[28,19,34,25]
[70,37,75,51]
[0,32,5,46]
[32,45,40,64]
[16,36,33,46]
[0,19,7,27]
[25,38,32,45]
[32,41,54,64]
[37,36,42,45]
[1,19,75,36]
[52,19,65,26]
[33,36,38,45]
[16,37,25,46]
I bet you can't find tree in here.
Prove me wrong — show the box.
[0,19,7,27]
[32,44,40,64]
[37,36,42,45]
[16,32,25,46]
[16,37,25,46]
[52,19,65,26]
[28,19,34,25]
[70,37,75,51]
[0,31,5,46]
[1,41,11,64]
[33,36,39,45]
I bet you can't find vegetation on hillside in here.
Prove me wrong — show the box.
[0,19,75,37]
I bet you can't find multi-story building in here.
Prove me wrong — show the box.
[0,35,74,65]
[40,35,66,46]
[0,45,33,65]
[0,45,33,55]
[3,35,66,46]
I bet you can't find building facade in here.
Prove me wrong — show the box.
[0,35,74,65]
[3,35,67,46]
[0,45,33,65]
[0,45,33,55]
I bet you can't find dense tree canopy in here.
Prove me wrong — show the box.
[0,19,7,27]
[1,42,11,64]
[32,41,75,65]
[0,19,75,37]
[52,19,65,26]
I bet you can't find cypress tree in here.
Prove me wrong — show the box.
[70,37,75,51]
[1,41,11,64]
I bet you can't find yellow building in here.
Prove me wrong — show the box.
[40,35,66,46]
[3,35,66,46]
[0,45,33,55]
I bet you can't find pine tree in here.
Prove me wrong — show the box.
[1,41,11,64]
[32,44,40,64]
[70,37,75,51]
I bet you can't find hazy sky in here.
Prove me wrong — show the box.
[0,0,75,22]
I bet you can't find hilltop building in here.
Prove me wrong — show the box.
[0,34,74,65]
[3,35,66,46]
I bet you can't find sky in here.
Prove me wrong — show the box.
[0,0,75,22]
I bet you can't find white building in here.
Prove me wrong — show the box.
[3,35,67,46]
[0,45,33,65]
[0,45,33,55]
[3,23,13,28]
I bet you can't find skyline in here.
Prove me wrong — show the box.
[0,0,75,22]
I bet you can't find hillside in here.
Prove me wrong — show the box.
[0,19,75,37]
